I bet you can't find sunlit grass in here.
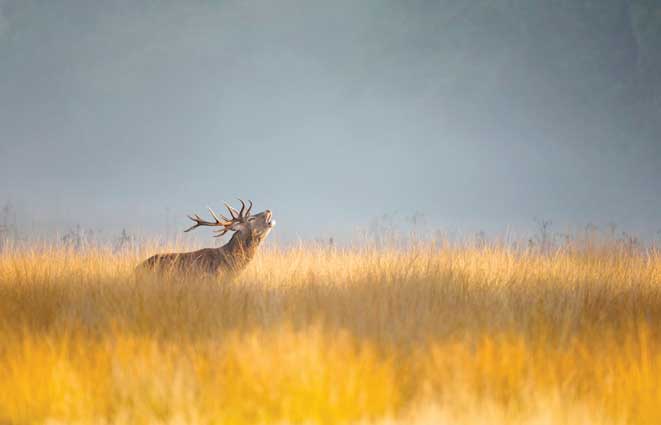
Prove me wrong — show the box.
[0,241,660,424]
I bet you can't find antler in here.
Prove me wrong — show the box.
[224,202,240,220]
[184,207,231,235]
[235,198,254,219]
[184,199,254,237]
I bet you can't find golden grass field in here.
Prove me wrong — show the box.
[0,240,660,424]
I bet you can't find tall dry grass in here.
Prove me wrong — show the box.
[0,241,660,424]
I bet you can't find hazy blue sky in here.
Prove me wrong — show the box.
[1,1,659,242]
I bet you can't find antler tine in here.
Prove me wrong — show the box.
[184,214,202,232]
[237,198,246,218]
[183,221,199,233]
[212,207,233,222]
[184,215,204,232]
[213,228,229,238]
[207,206,228,225]
[246,199,253,217]
[183,209,227,233]
[224,202,240,220]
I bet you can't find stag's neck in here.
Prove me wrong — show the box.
[216,231,263,271]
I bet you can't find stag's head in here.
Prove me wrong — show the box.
[184,199,276,242]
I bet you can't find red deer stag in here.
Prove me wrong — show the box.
[139,199,275,275]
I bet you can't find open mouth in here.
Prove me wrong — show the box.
[265,211,275,227]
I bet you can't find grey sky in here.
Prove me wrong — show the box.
[1,1,659,242]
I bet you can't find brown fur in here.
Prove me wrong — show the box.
[138,207,274,276]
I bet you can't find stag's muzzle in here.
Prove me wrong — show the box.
[265,210,276,227]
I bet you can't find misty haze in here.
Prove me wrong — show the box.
[1,1,659,244]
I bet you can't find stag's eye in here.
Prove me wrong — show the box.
[248,217,256,222]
